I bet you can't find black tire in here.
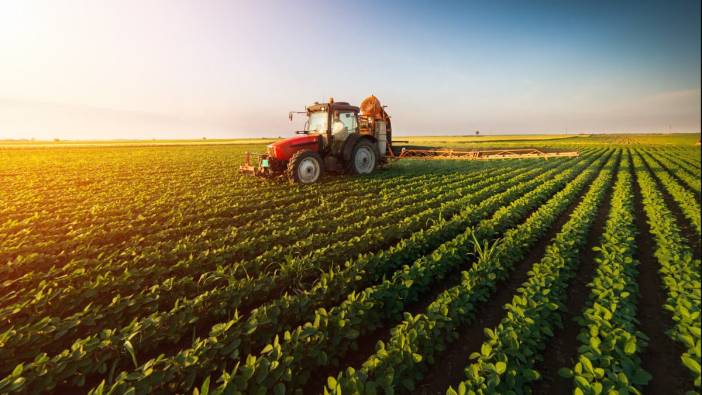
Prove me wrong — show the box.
[347,139,379,175]
[287,150,324,184]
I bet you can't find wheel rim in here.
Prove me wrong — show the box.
[354,146,376,174]
[297,157,321,183]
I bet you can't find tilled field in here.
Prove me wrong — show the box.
[0,135,699,394]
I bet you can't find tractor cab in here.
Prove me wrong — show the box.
[241,96,392,184]
[300,100,361,156]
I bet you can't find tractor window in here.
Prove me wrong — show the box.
[337,112,357,134]
[307,112,328,134]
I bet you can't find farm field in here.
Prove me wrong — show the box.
[0,134,700,394]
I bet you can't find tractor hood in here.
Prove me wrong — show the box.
[267,134,321,161]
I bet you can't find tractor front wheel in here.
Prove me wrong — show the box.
[287,150,324,184]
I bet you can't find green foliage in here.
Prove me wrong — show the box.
[448,150,619,394]
[568,151,651,394]
[0,136,699,395]
[325,150,612,395]
[633,151,701,389]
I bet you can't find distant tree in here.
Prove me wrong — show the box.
[202,137,207,140]
[475,130,480,136]
[53,138,60,142]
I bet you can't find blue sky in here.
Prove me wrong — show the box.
[0,0,699,139]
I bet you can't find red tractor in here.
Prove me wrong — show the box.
[240,96,393,184]
[241,95,580,184]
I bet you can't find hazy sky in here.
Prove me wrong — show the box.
[1,0,700,139]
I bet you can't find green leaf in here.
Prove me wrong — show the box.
[624,336,636,355]
[681,355,701,373]
[558,367,573,378]
[458,382,467,395]
[92,381,105,395]
[11,364,23,377]
[261,344,274,354]
[124,340,138,368]
[631,368,652,385]
[199,376,210,395]
[522,369,540,381]
[8,377,26,392]
[481,343,492,357]
[579,355,594,374]
[495,361,507,374]
[274,382,286,395]
[592,382,603,394]
[574,375,590,388]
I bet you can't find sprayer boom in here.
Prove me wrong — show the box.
[397,147,578,160]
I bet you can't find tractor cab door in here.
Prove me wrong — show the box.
[330,111,358,155]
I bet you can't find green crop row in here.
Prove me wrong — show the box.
[0,167,481,326]
[638,150,700,237]
[90,160,567,395]
[0,167,447,301]
[0,155,592,394]
[322,148,614,395]
[1,165,508,367]
[0,161,377,283]
[661,148,701,174]
[2,140,696,395]
[446,150,617,394]
[633,153,701,390]
[2,161,490,303]
[181,152,603,395]
[561,150,652,394]
[653,151,701,196]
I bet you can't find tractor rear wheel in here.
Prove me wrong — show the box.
[348,139,378,175]
[287,150,323,184]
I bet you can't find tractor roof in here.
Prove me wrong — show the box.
[306,101,359,113]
